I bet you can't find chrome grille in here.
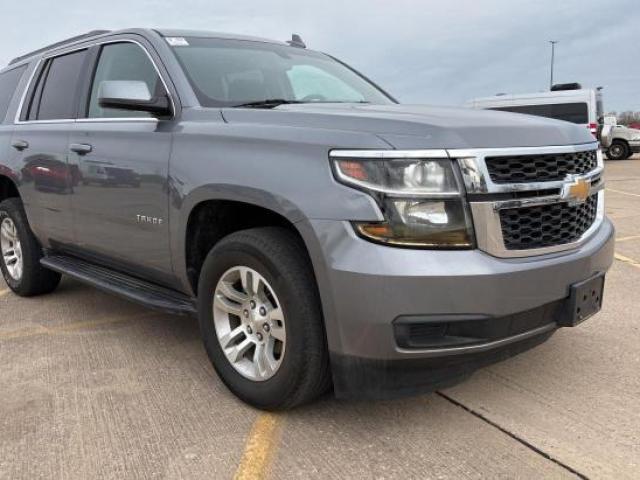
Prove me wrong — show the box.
[452,144,604,258]
[499,194,598,250]
[485,150,598,183]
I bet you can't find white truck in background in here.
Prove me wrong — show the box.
[466,85,638,160]
[604,124,640,160]
[465,84,603,139]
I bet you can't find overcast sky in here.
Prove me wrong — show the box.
[1,0,638,112]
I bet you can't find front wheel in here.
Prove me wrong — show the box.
[606,140,630,160]
[197,227,331,410]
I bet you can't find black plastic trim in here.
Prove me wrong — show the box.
[331,329,556,400]
[394,300,563,349]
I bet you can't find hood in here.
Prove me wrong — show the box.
[220,103,595,149]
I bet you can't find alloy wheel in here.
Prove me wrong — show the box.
[0,218,23,281]
[212,266,286,381]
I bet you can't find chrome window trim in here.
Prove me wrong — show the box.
[76,117,158,124]
[449,143,604,258]
[14,38,175,125]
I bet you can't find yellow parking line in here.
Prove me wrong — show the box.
[0,312,155,341]
[606,187,640,198]
[234,413,282,480]
[0,289,9,297]
[616,235,640,243]
[614,252,640,269]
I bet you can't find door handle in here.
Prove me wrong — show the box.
[11,140,29,151]
[70,143,93,155]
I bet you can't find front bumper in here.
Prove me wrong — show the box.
[306,218,615,399]
[629,140,640,153]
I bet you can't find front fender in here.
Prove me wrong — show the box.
[168,184,346,357]
[167,120,387,292]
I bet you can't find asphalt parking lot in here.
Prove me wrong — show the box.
[1,156,639,480]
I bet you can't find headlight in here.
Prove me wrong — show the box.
[331,151,474,248]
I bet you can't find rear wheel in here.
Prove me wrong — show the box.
[197,227,331,410]
[606,140,630,160]
[0,198,61,296]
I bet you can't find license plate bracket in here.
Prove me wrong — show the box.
[559,273,605,327]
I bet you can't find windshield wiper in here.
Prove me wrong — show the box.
[233,99,304,109]
[233,99,373,108]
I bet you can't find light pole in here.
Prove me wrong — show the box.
[549,40,558,90]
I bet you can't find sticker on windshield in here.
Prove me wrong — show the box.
[166,37,189,47]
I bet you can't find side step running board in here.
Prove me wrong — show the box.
[41,254,197,316]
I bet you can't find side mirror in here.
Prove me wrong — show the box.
[98,80,172,117]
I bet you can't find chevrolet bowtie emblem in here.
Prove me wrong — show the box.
[561,176,590,205]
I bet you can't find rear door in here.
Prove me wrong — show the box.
[68,39,175,283]
[11,49,89,246]
[0,64,28,188]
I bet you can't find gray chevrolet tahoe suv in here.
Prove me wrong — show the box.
[0,29,614,409]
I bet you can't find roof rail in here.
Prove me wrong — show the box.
[8,30,111,65]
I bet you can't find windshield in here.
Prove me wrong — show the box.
[169,37,395,107]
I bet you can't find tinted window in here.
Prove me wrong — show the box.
[88,43,161,118]
[0,66,26,122]
[490,103,589,124]
[29,49,87,120]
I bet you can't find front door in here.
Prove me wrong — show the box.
[68,40,174,281]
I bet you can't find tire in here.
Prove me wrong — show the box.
[606,140,630,160]
[0,198,61,296]
[197,227,331,410]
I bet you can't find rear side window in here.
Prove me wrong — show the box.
[26,49,87,121]
[0,66,27,122]
[490,102,589,124]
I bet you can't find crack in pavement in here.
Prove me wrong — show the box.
[614,252,640,269]
[436,391,589,480]
[606,187,640,198]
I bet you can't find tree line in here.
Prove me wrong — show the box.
[606,111,640,126]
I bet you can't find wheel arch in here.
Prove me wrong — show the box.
[612,138,630,147]
[173,185,344,359]
[176,185,317,291]
[0,174,20,202]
